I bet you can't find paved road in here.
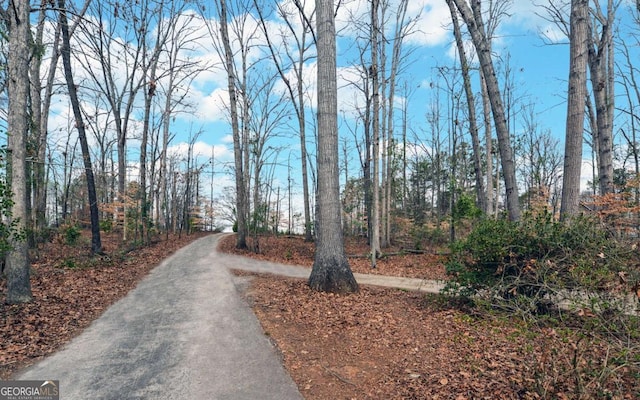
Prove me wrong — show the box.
[17,234,303,400]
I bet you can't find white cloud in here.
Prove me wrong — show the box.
[537,23,568,44]
[407,0,453,47]
[581,158,596,193]
[508,2,569,43]
[167,141,231,162]
[194,87,230,123]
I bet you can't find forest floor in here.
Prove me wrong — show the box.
[1,231,637,399]
[0,229,208,380]
[219,234,639,400]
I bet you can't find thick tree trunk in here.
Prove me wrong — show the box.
[5,0,33,303]
[218,0,247,249]
[560,0,589,219]
[308,0,358,293]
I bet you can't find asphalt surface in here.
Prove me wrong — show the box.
[17,234,303,400]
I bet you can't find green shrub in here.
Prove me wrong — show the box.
[444,212,631,313]
[445,212,639,398]
[99,219,112,232]
[63,224,81,246]
[410,225,447,249]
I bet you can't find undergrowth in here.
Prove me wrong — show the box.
[442,212,640,398]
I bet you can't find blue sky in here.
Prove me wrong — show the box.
[40,0,639,228]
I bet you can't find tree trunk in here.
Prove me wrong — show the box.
[452,0,520,221]
[370,0,381,267]
[59,0,102,254]
[447,0,486,214]
[560,0,589,219]
[140,8,166,242]
[30,6,47,240]
[588,0,615,195]
[218,0,248,249]
[5,0,33,303]
[481,73,494,216]
[254,1,314,241]
[379,1,388,250]
[382,0,410,247]
[308,0,358,294]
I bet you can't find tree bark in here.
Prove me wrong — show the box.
[560,0,589,219]
[452,0,520,221]
[5,0,33,303]
[447,0,486,214]
[308,0,358,293]
[588,0,615,195]
[58,0,102,254]
[370,0,381,267]
[218,0,248,248]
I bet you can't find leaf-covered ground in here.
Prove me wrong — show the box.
[219,234,449,281]
[2,232,637,399]
[221,234,640,400]
[0,230,208,379]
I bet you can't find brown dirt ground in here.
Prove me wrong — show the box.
[220,234,639,400]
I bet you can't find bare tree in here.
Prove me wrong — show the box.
[380,0,415,247]
[253,0,315,241]
[246,72,290,248]
[560,0,589,218]
[617,38,640,199]
[370,0,381,266]
[137,0,201,242]
[75,0,146,237]
[217,0,249,249]
[588,0,617,195]
[138,0,165,243]
[29,4,51,238]
[58,0,102,254]
[4,0,33,303]
[155,12,207,233]
[518,103,563,211]
[308,0,358,293]
[446,0,486,214]
[451,0,520,221]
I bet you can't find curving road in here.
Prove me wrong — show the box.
[17,234,303,400]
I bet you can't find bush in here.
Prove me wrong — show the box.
[63,224,81,246]
[99,219,112,233]
[444,212,633,314]
[445,212,640,397]
[410,225,447,249]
